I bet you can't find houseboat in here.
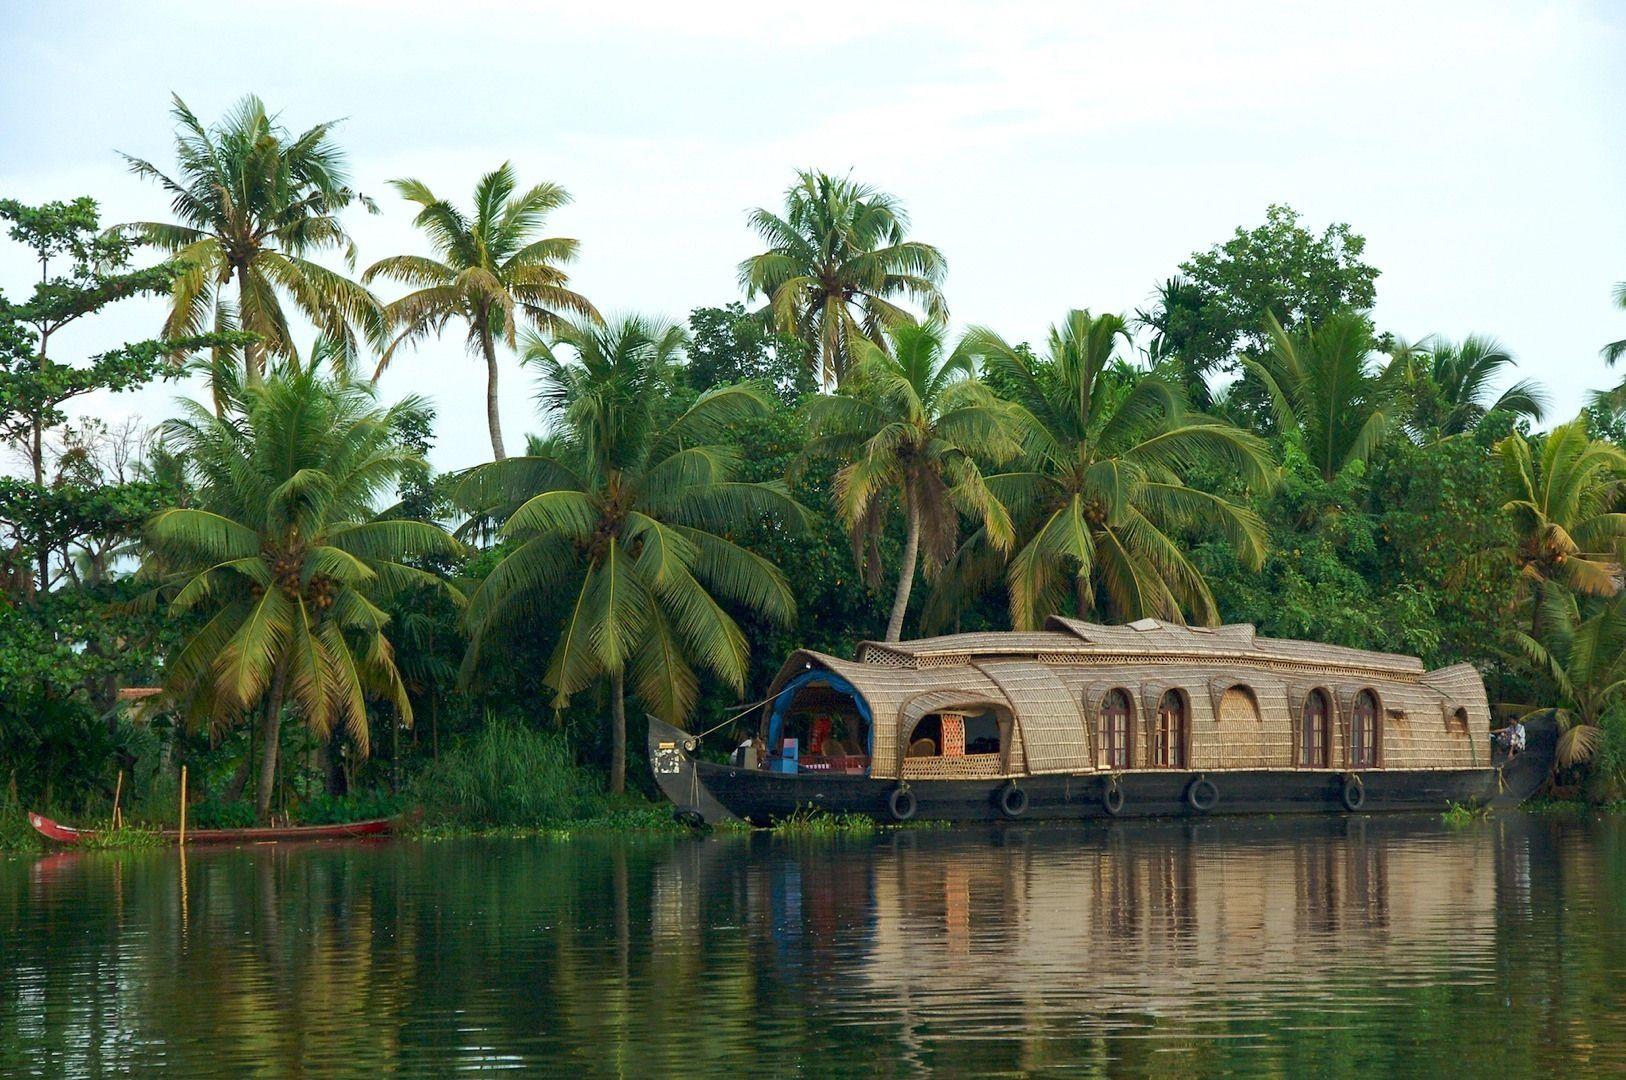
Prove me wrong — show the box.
[649,618,1554,825]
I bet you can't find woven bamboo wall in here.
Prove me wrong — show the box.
[975,660,1092,775]
[767,622,1490,779]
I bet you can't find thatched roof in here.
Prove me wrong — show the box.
[853,617,1425,679]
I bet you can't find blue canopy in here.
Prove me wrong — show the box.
[767,668,874,756]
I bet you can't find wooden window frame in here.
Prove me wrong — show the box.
[1100,688,1133,770]
[1299,688,1331,768]
[1154,689,1189,769]
[1350,689,1380,769]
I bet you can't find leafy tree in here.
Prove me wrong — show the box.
[1482,416,1626,637]
[122,94,380,384]
[1394,334,1546,439]
[686,302,814,402]
[142,369,462,821]
[456,315,804,792]
[1141,205,1380,394]
[1507,590,1626,770]
[804,321,1017,642]
[365,163,598,461]
[0,197,206,594]
[739,170,946,387]
[1246,311,1402,482]
[934,311,1275,629]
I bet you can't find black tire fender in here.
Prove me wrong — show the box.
[1341,773,1366,811]
[998,782,1028,819]
[1186,776,1219,812]
[888,785,917,822]
[1102,777,1125,816]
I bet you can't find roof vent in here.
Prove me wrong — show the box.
[1127,618,1161,631]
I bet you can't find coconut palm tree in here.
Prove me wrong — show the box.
[142,369,462,821]
[739,170,946,387]
[1244,310,1403,482]
[1484,416,1626,636]
[1507,589,1626,770]
[933,311,1275,630]
[1602,281,1626,366]
[121,94,381,385]
[456,314,805,792]
[804,321,1020,642]
[1394,334,1547,438]
[364,163,598,461]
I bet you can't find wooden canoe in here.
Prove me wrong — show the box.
[27,812,394,846]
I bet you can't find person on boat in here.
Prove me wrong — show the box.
[1492,720,1527,755]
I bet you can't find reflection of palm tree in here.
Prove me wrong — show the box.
[739,170,946,387]
[805,321,1018,641]
[936,311,1274,628]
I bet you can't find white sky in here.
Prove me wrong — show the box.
[3,0,1624,472]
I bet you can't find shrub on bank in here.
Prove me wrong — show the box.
[411,718,609,827]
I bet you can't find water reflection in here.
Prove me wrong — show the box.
[1,815,1622,1076]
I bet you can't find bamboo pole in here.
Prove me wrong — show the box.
[111,769,124,831]
[178,765,188,847]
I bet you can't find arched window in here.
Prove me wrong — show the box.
[1351,690,1379,768]
[1299,689,1330,768]
[1154,690,1187,768]
[1446,707,1469,734]
[1100,689,1132,769]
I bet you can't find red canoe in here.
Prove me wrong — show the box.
[28,812,394,846]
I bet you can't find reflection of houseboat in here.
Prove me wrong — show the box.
[651,619,1554,825]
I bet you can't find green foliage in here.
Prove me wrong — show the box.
[1142,204,1380,394]
[1246,310,1400,481]
[296,791,406,825]
[935,311,1275,629]
[686,302,814,402]
[768,806,878,836]
[1441,801,1490,826]
[365,162,597,460]
[122,93,380,382]
[143,368,463,820]
[459,314,805,790]
[740,170,946,386]
[411,717,609,827]
[806,320,1020,641]
[186,797,258,830]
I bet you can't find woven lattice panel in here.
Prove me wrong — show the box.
[900,753,1004,780]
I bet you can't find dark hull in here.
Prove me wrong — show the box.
[649,716,1555,826]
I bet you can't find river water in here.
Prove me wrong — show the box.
[1,813,1621,1077]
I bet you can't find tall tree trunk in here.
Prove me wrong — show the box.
[884,502,921,643]
[610,668,627,795]
[255,661,289,824]
[480,325,507,461]
[225,713,257,802]
[237,262,262,387]
[324,729,347,797]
